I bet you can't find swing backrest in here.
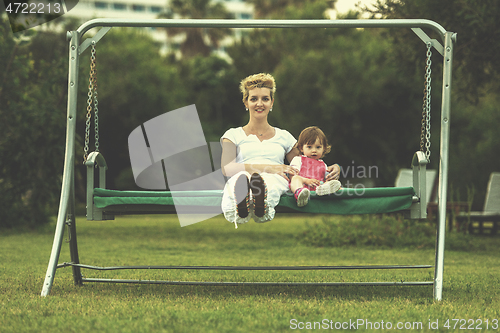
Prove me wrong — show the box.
[395,168,437,204]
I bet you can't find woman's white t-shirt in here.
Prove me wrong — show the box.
[220,127,296,164]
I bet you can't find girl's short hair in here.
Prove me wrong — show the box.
[240,73,276,103]
[296,126,332,157]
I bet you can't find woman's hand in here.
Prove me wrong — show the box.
[277,165,299,182]
[247,164,298,181]
[325,164,340,181]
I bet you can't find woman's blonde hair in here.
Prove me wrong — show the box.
[296,126,332,157]
[239,73,276,103]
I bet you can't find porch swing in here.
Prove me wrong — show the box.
[41,19,456,300]
[84,41,433,222]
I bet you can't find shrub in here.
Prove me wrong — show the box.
[297,214,436,249]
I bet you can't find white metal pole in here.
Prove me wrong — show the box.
[41,31,80,297]
[434,31,456,301]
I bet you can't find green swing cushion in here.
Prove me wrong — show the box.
[93,187,415,215]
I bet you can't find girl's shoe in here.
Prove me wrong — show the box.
[295,187,310,207]
[234,174,250,218]
[250,173,267,218]
[316,180,341,196]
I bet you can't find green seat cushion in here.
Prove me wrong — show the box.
[94,187,415,215]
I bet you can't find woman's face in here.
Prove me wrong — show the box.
[245,87,274,119]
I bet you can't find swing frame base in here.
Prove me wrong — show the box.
[58,262,434,288]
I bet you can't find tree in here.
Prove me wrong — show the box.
[78,28,188,190]
[74,27,239,190]
[178,55,241,141]
[272,30,423,186]
[161,0,232,58]
[366,0,500,102]
[366,0,500,206]
[0,17,67,228]
[227,0,338,79]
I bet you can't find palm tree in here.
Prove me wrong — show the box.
[161,0,232,58]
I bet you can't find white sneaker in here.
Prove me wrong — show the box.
[316,180,341,196]
[296,188,310,207]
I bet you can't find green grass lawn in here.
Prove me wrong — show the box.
[1,214,499,332]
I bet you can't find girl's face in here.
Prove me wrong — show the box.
[301,138,324,160]
[245,87,274,119]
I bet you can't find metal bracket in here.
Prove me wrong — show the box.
[410,151,429,219]
[79,27,112,55]
[411,28,444,56]
[64,215,73,243]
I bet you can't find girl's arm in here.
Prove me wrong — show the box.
[221,139,298,180]
[303,177,321,187]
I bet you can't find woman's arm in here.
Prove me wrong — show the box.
[325,163,341,181]
[221,139,298,180]
[220,139,240,177]
[286,146,300,164]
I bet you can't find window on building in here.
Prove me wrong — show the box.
[150,6,162,13]
[113,3,126,10]
[95,2,108,9]
[132,5,146,12]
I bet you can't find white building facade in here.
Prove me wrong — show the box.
[67,0,254,57]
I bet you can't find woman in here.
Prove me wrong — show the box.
[220,73,340,228]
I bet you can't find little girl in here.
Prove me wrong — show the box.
[289,126,341,207]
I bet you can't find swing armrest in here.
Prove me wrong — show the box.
[85,152,113,220]
[85,151,108,188]
[410,151,429,219]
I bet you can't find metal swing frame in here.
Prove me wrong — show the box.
[41,19,456,299]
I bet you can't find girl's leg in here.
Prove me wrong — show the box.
[295,187,310,207]
[316,179,342,196]
[290,175,310,207]
[289,175,305,193]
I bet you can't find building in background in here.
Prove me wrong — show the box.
[66,0,254,58]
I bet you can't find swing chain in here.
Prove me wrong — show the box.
[93,57,100,153]
[83,42,99,163]
[420,42,432,162]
